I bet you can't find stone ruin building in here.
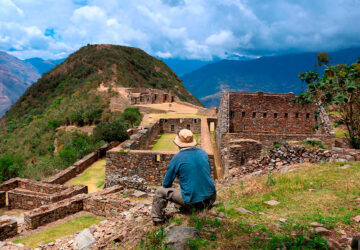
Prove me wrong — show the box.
[126,88,179,105]
[105,117,217,190]
[216,91,335,173]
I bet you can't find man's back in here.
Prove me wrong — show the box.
[163,147,216,203]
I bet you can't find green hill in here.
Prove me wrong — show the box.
[0,44,201,181]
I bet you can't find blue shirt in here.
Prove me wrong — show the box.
[163,148,216,203]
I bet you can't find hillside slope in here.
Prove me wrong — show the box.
[0,44,200,180]
[0,51,40,117]
[182,48,360,107]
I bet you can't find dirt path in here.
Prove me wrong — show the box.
[200,118,213,155]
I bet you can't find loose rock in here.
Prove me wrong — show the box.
[165,227,200,250]
[236,207,253,214]
[75,228,96,250]
[264,200,280,206]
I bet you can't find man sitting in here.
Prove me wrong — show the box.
[151,129,216,224]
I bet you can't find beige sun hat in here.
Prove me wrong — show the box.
[174,129,197,148]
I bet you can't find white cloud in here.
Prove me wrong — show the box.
[205,30,235,46]
[156,51,172,58]
[71,6,106,22]
[0,0,359,60]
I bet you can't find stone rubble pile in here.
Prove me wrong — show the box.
[105,174,149,192]
[38,198,154,249]
[229,143,359,177]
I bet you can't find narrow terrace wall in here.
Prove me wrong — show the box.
[0,219,17,240]
[46,142,120,185]
[0,191,6,208]
[125,122,162,150]
[24,194,86,229]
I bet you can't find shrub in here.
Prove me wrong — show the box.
[121,107,142,127]
[58,146,78,166]
[0,156,23,182]
[47,119,61,129]
[93,119,129,142]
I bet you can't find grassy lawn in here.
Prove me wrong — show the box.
[67,159,106,193]
[145,113,209,125]
[13,216,103,248]
[142,161,360,249]
[152,133,199,151]
[334,127,349,138]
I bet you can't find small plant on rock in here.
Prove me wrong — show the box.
[266,170,276,186]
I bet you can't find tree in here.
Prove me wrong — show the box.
[315,52,332,67]
[298,59,360,148]
[0,156,23,182]
[121,108,142,127]
[93,119,129,143]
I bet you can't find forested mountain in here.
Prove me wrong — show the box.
[0,44,200,180]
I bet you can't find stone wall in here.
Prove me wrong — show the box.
[46,142,120,185]
[228,92,329,134]
[0,178,87,210]
[160,118,201,134]
[0,191,6,208]
[120,118,202,152]
[106,149,215,187]
[121,122,162,150]
[0,218,17,240]
[127,88,179,105]
[106,150,175,186]
[83,195,133,217]
[24,194,86,229]
[24,186,124,229]
[227,139,262,170]
[216,91,335,173]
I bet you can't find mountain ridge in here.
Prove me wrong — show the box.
[181,47,360,107]
[0,51,40,117]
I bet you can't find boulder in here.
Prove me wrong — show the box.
[165,226,200,250]
[75,228,96,250]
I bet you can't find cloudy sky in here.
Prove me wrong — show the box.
[1,0,360,60]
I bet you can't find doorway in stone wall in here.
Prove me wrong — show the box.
[209,122,215,132]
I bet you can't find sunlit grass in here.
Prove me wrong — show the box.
[13,216,103,248]
[67,159,106,193]
[152,133,199,151]
[143,161,360,249]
